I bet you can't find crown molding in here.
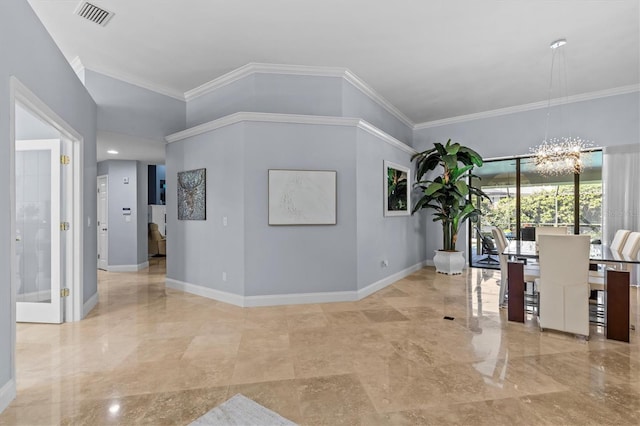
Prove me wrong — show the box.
[414,84,640,130]
[71,61,185,101]
[69,56,84,74]
[165,112,417,155]
[184,63,348,101]
[183,63,415,128]
[342,70,414,128]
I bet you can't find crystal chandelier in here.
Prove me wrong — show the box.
[531,39,591,176]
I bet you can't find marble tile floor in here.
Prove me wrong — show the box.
[1,258,639,425]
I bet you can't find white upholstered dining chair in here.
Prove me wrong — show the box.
[492,227,539,308]
[621,231,640,259]
[536,234,591,338]
[535,226,569,243]
[610,229,632,252]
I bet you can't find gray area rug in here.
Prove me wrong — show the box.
[189,394,298,426]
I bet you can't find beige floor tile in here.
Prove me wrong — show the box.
[2,258,640,426]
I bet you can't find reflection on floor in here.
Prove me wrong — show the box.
[2,258,639,425]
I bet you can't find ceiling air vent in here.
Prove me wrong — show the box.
[74,2,114,26]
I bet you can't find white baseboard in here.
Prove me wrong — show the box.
[425,259,435,267]
[166,278,245,307]
[107,261,149,272]
[0,379,16,414]
[83,292,99,318]
[244,290,357,307]
[166,260,428,307]
[357,260,428,299]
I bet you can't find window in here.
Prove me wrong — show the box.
[469,150,602,269]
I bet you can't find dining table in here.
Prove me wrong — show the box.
[503,240,639,342]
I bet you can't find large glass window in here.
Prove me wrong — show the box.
[469,151,602,269]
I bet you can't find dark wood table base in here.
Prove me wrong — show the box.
[506,262,630,342]
[606,269,630,342]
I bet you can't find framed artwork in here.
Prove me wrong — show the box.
[177,168,206,220]
[268,169,337,225]
[384,160,410,216]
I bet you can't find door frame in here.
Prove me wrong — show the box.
[97,175,108,270]
[9,76,84,345]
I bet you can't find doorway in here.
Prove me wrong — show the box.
[10,77,84,324]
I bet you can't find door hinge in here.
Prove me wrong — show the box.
[60,288,70,297]
[60,155,70,165]
[60,222,70,231]
[97,254,100,259]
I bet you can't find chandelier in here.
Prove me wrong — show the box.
[531,39,591,176]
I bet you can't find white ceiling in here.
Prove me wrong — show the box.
[28,0,640,160]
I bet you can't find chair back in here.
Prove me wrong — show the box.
[610,230,631,252]
[535,226,568,243]
[538,234,590,336]
[621,232,640,259]
[491,227,509,306]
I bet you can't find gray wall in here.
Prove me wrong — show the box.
[137,162,149,264]
[166,124,246,295]
[355,129,426,289]
[97,160,141,267]
[413,92,640,157]
[85,69,186,141]
[186,73,415,145]
[186,74,343,128]
[166,120,428,299]
[187,75,256,128]
[343,81,413,145]
[243,122,358,296]
[0,0,97,399]
[413,91,640,260]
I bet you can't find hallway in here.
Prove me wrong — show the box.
[1,260,639,425]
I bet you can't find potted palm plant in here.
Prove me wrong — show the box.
[412,139,489,274]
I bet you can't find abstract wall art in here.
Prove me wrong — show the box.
[268,169,337,225]
[178,168,206,220]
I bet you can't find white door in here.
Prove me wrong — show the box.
[97,175,108,270]
[15,139,63,324]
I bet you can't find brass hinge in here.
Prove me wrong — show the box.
[60,288,70,297]
[60,155,70,165]
[60,222,70,231]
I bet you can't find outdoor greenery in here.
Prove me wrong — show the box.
[479,183,602,237]
[412,139,489,251]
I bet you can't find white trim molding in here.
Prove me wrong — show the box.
[342,69,414,128]
[66,58,184,101]
[166,278,245,307]
[165,260,427,308]
[415,84,640,130]
[357,261,428,299]
[184,63,414,128]
[83,292,99,318]
[107,261,149,273]
[165,112,417,155]
[0,379,16,414]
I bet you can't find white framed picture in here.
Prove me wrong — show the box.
[384,160,410,217]
[268,169,337,225]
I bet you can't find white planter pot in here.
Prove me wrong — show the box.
[433,250,465,275]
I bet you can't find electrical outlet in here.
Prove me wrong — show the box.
[223,216,228,227]
[381,260,389,268]
[222,272,227,282]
